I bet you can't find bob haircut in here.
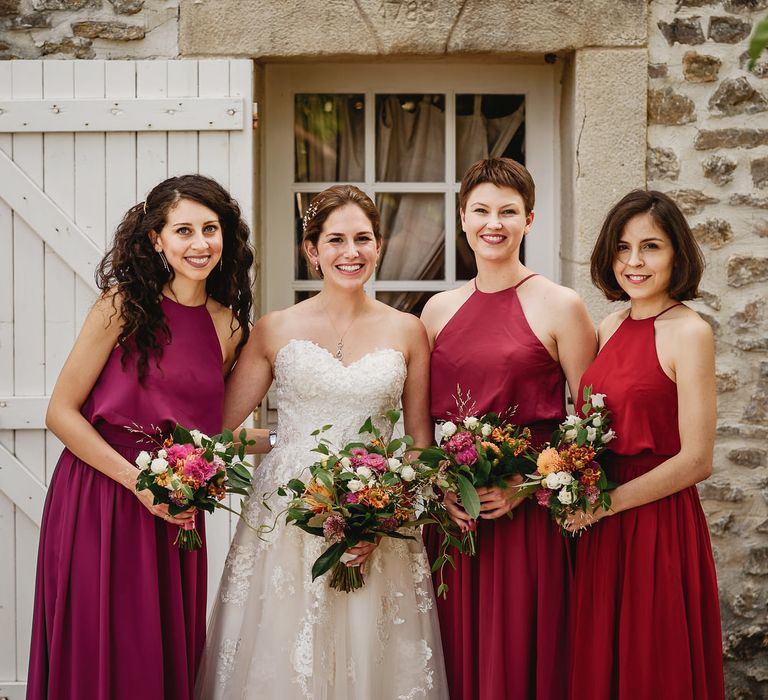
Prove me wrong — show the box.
[458,157,535,215]
[591,189,705,302]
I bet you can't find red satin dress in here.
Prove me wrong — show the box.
[570,307,724,699]
[424,275,571,699]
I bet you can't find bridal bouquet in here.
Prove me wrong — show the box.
[134,424,254,550]
[278,411,430,593]
[417,391,532,596]
[516,386,617,533]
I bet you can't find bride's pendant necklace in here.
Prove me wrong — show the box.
[322,303,363,361]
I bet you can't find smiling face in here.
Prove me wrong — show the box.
[612,212,675,303]
[150,198,223,283]
[460,183,533,264]
[304,203,380,288]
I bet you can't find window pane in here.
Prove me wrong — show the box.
[295,94,365,183]
[376,290,437,316]
[455,94,525,180]
[376,192,444,281]
[294,192,320,280]
[376,94,445,182]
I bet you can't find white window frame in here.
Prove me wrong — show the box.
[263,63,559,314]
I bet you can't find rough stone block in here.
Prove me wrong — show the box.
[725,0,768,10]
[648,63,668,78]
[709,77,768,116]
[108,0,144,14]
[0,0,20,16]
[728,448,766,468]
[716,370,740,392]
[744,389,768,423]
[709,513,734,536]
[698,289,721,309]
[751,156,768,188]
[730,584,761,619]
[702,154,737,185]
[736,337,768,351]
[724,624,768,660]
[647,147,680,181]
[72,21,145,41]
[740,49,768,78]
[683,51,721,82]
[35,0,95,9]
[717,423,768,439]
[695,128,768,149]
[744,548,768,576]
[708,15,752,43]
[11,12,50,28]
[658,17,705,45]
[698,481,745,501]
[692,218,733,248]
[649,87,696,124]
[40,36,94,58]
[665,188,718,214]
[755,220,768,236]
[727,255,768,287]
[729,300,762,332]
[729,193,768,208]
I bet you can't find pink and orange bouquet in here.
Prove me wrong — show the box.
[277,411,431,592]
[516,386,617,533]
[134,424,253,550]
[417,392,532,596]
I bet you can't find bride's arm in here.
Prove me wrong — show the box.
[401,314,433,449]
[223,316,275,453]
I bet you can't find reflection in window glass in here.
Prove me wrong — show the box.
[294,192,320,280]
[376,290,437,316]
[376,95,445,182]
[295,94,365,183]
[455,94,525,180]
[376,192,444,281]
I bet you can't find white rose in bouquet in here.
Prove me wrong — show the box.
[400,465,416,482]
[347,479,364,493]
[339,456,353,471]
[544,472,562,490]
[440,421,458,439]
[481,423,493,437]
[590,393,606,409]
[463,416,480,430]
[601,429,617,444]
[557,489,574,505]
[150,457,169,474]
[355,466,373,480]
[189,429,206,447]
[586,426,597,442]
[591,415,602,428]
[136,451,152,471]
[556,471,574,487]
[387,457,402,472]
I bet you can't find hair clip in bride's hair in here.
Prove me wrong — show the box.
[302,198,322,233]
[142,200,148,214]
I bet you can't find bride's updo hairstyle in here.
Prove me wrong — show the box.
[591,189,704,302]
[459,157,536,215]
[301,185,382,278]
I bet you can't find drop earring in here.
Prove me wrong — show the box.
[158,250,170,272]
[219,257,223,272]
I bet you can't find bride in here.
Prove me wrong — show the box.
[195,185,448,699]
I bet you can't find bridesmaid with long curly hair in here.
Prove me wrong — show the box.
[27,175,256,700]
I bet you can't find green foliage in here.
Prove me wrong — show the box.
[749,15,768,69]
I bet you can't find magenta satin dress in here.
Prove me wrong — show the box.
[424,275,571,700]
[569,308,724,699]
[27,297,224,700]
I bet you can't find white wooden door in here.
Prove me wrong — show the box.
[0,58,253,699]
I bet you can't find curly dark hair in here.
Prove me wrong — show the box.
[96,174,254,381]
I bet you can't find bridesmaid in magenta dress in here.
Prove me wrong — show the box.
[421,158,597,699]
[566,190,724,699]
[27,175,255,700]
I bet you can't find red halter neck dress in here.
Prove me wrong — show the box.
[569,306,724,700]
[424,274,571,700]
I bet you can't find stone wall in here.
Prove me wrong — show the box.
[0,0,178,59]
[649,1,768,696]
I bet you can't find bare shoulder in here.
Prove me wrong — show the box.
[525,275,585,312]
[420,284,473,338]
[661,305,713,344]
[91,287,125,327]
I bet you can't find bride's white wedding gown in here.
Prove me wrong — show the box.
[196,339,448,700]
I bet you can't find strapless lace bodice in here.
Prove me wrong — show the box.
[255,339,407,494]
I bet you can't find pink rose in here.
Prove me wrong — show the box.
[350,447,369,467]
[445,431,474,454]
[455,446,478,465]
[345,492,360,504]
[364,453,387,472]
[166,443,195,465]
[535,488,553,507]
[584,485,600,505]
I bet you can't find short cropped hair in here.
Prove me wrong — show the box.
[459,158,535,215]
[591,189,705,302]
